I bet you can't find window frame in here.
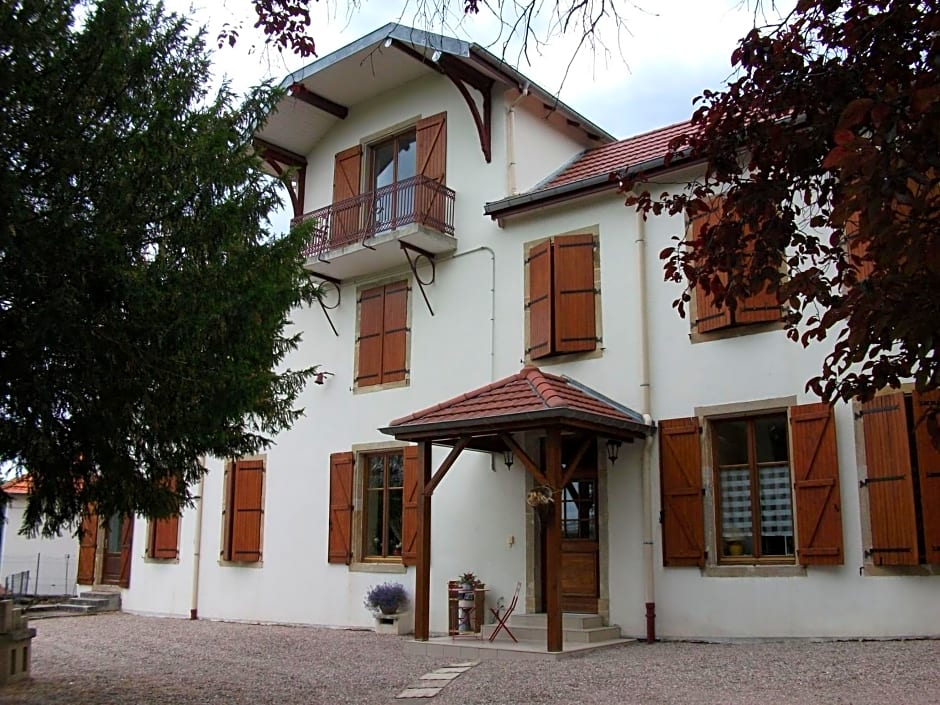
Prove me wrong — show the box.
[361,449,406,562]
[711,413,796,565]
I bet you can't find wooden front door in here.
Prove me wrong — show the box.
[540,440,600,614]
[101,515,133,588]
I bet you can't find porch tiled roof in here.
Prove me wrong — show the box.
[541,120,692,191]
[1,476,30,495]
[388,366,645,428]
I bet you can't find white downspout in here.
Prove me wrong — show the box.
[444,246,496,381]
[634,194,656,643]
[506,83,530,196]
[189,463,206,620]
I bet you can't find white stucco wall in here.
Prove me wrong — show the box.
[121,62,940,641]
[1,497,78,595]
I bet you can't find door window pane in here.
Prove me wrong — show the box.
[363,451,405,559]
[106,515,123,553]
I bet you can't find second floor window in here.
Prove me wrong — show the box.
[371,130,416,231]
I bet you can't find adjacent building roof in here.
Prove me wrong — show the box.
[382,365,651,444]
[484,120,696,219]
[1,476,30,495]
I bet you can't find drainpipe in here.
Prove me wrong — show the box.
[189,463,206,620]
[633,193,657,643]
[506,83,530,196]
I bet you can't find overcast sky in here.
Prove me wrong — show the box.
[168,0,791,138]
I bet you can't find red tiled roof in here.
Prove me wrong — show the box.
[1,476,30,495]
[389,366,644,428]
[540,120,693,191]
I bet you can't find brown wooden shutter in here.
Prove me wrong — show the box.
[77,511,98,585]
[552,234,597,354]
[118,516,134,588]
[331,145,362,245]
[526,239,553,359]
[737,228,782,325]
[356,285,385,387]
[416,112,447,229]
[328,451,354,564]
[149,515,180,560]
[860,393,919,565]
[845,213,875,282]
[691,198,732,333]
[659,417,705,567]
[228,459,264,562]
[913,390,940,564]
[382,281,409,384]
[789,402,844,565]
[401,446,419,566]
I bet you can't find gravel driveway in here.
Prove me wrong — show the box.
[2,613,938,704]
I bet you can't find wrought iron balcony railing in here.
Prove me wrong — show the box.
[295,175,456,260]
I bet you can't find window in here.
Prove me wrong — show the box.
[690,196,782,335]
[363,451,404,559]
[713,415,793,561]
[355,280,409,389]
[370,129,416,231]
[858,391,940,566]
[328,446,419,567]
[222,458,264,563]
[660,402,843,568]
[148,514,180,560]
[524,233,599,360]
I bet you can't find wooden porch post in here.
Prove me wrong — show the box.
[414,441,433,641]
[545,428,564,652]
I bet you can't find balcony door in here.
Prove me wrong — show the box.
[371,129,416,232]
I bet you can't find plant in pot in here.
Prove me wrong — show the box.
[364,582,409,616]
[457,571,477,632]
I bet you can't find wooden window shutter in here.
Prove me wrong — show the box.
[400,446,420,566]
[416,112,447,229]
[118,516,134,588]
[691,198,732,333]
[328,451,354,564]
[331,145,362,244]
[912,391,940,564]
[845,213,875,282]
[860,393,919,565]
[77,511,98,585]
[736,227,782,325]
[552,234,597,354]
[526,239,554,359]
[659,417,706,567]
[228,459,264,562]
[356,285,385,387]
[789,402,844,565]
[381,282,409,384]
[149,514,180,560]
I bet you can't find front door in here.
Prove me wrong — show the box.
[539,440,600,614]
[101,515,133,588]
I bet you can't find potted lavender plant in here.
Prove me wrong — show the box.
[364,582,409,616]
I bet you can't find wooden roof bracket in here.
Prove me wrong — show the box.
[388,41,493,163]
[400,240,437,317]
[313,273,342,337]
[255,139,308,218]
[289,83,349,119]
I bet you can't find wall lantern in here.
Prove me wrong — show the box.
[606,439,622,464]
[502,449,514,469]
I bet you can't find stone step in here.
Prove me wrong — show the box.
[508,613,605,630]
[479,623,622,643]
[74,591,121,611]
[25,602,94,614]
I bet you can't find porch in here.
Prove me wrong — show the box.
[381,365,655,654]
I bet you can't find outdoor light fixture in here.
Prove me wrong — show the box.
[431,50,443,62]
[502,449,514,469]
[606,439,622,464]
[383,38,393,48]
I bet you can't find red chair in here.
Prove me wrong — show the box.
[488,582,521,642]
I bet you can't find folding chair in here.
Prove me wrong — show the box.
[488,581,521,642]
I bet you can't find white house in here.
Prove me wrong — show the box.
[75,23,939,647]
[1,478,78,596]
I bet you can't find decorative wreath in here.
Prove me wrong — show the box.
[526,485,555,507]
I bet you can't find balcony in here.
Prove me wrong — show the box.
[295,175,457,281]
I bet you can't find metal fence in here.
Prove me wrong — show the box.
[0,553,76,597]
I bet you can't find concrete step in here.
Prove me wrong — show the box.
[26,602,94,614]
[480,623,622,643]
[75,591,121,611]
[509,613,605,630]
